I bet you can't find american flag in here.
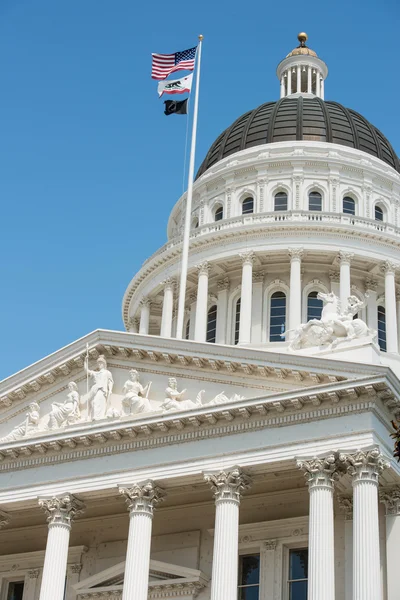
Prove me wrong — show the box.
[151,46,197,80]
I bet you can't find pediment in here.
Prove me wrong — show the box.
[74,559,209,599]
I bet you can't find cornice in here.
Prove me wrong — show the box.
[0,375,396,473]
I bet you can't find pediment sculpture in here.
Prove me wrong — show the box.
[84,354,114,420]
[287,292,376,351]
[0,402,40,442]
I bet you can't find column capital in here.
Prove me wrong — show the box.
[338,447,389,485]
[162,277,176,291]
[253,271,265,283]
[140,296,151,308]
[68,563,82,575]
[297,454,339,490]
[38,494,85,528]
[28,568,40,579]
[204,466,251,505]
[365,276,378,292]
[127,317,139,332]
[239,251,256,266]
[288,247,304,262]
[380,486,400,515]
[197,261,211,276]
[381,260,397,275]
[0,509,10,529]
[119,480,166,516]
[217,277,230,291]
[329,269,340,283]
[337,495,353,520]
[337,251,354,265]
[189,293,197,304]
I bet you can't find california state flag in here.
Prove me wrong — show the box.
[157,74,193,97]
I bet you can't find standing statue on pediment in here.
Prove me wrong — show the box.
[48,382,81,429]
[122,369,152,415]
[161,377,204,412]
[0,402,40,443]
[84,355,114,420]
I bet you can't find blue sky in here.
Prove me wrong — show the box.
[0,0,399,379]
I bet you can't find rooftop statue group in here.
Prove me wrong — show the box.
[286,292,376,351]
[0,355,245,442]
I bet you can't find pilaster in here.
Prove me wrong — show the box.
[338,496,353,600]
[251,271,264,344]
[288,248,303,336]
[381,261,398,352]
[216,278,230,344]
[380,486,400,600]
[239,252,255,345]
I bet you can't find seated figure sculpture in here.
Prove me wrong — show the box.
[161,377,204,412]
[0,402,40,442]
[122,369,152,415]
[48,382,80,429]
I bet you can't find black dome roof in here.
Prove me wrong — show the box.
[196,97,400,178]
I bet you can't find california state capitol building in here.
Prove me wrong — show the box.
[1,32,400,600]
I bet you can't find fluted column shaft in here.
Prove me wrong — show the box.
[139,299,151,335]
[338,252,353,310]
[298,455,337,600]
[380,487,400,600]
[289,249,303,337]
[194,262,210,342]
[382,262,398,352]
[239,252,255,344]
[340,448,389,600]
[119,481,165,600]
[38,495,85,600]
[160,279,174,338]
[205,467,251,600]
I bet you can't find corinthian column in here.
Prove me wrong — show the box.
[38,494,85,600]
[239,252,255,344]
[339,447,389,600]
[289,248,303,337]
[380,487,400,600]
[381,261,398,353]
[139,298,151,335]
[194,261,210,342]
[204,467,251,600]
[160,278,175,338]
[119,481,165,600]
[297,454,338,600]
[338,252,354,310]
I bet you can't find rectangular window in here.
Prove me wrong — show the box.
[7,582,25,600]
[238,553,260,599]
[288,548,308,600]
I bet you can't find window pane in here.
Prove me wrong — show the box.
[242,198,254,214]
[274,192,288,211]
[238,587,260,600]
[343,196,355,215]
[235,298,241,345]
[215,206,223,221]
[7,583,25,600]
[378,306,386,352]
[185,319,190,340]
[307,291,323,321]
[375,205,384,221]
[239,555,260,586]
[289,580,308,600]
[269,292,286,341]
[289,549,308,580]
[206,305,217,343]
[309,192,322,211]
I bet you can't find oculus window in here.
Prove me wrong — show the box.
[288,548,308,600]
[343,196,355,215]
[377,306,386,351]
[238,554,260,599]
[307,291,323,321]
[214,206,223,221]
[206,305,217,343]
[274,192,288,211]
[308,191,322,211]
[242,197,254,214]
[269,291,286,342]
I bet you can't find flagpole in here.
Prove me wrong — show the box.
[176,34,203,340]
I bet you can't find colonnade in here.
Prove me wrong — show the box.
[280,65,324,99]
[134,252,399,353]
[31,447,396,600]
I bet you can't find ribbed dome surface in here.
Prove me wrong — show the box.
[196,97,400,178]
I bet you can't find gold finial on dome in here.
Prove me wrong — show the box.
[298,32,308,45]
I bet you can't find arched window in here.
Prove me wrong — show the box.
[214,206,223,221]
[377,306,386,351]
[343,196,355,215]
[375,205,384,222]
[307,291,323,321]
[242,197,254,215]
[269,292,286,342]
[274,192,288,211]
[185,319,190,340]
[206,305,217,343]
[234,298,241,345]
[309,191,322,211]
